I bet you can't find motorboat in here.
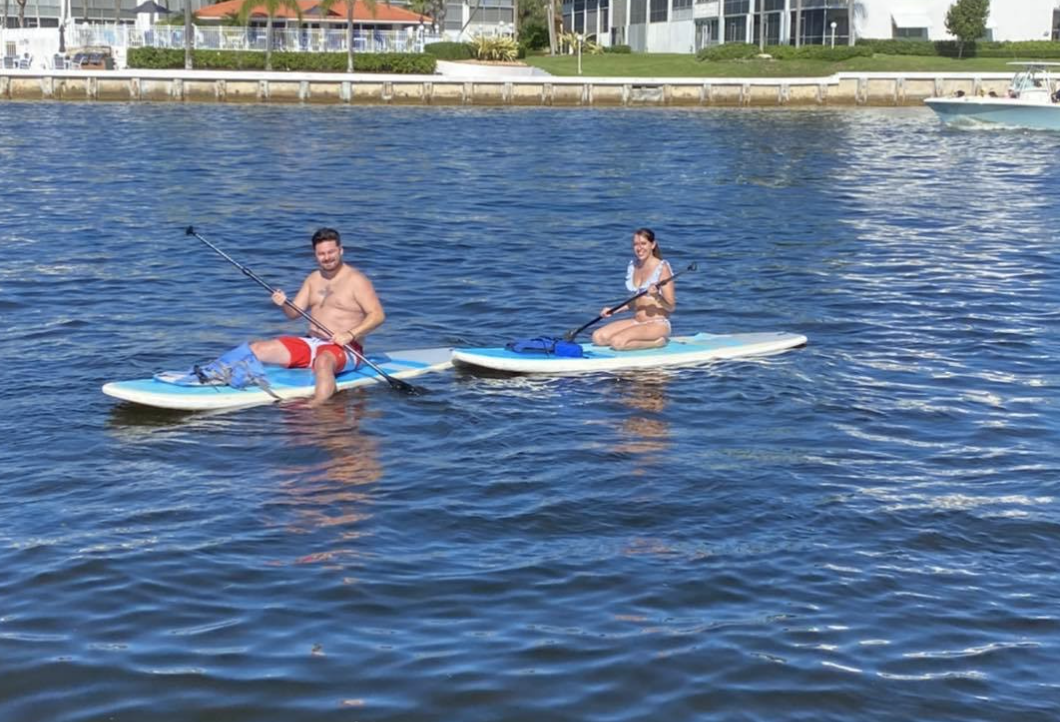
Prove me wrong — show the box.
[925,61,1060,130]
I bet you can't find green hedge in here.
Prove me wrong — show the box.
[696,38,1060,62]
[697,42,871,62]
[127,47,436,73]
[424,41,474,60]
[857,38,1060,59]
[856,39,940,56]
[605,44,632,54]
[697,42,758,61]
[763,44,872,60]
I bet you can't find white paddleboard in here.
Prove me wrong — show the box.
[103,347,453,411]
[451,332,806,374]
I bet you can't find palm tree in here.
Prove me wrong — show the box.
[847,0,855,46]
[317,0,381,73]
[758,1,765,51]
[238,0,304,71]
[794,0,801,48]
[184,0,193,68]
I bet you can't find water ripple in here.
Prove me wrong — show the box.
[0,103,1058,722]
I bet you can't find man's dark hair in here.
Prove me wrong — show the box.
[311,227,341,248]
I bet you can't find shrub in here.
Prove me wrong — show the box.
[605,44,632,54]
[470,35,519,62]
[785,44,872,61]
[976,40,1060,58]
[518,19,551,51]
[697,43,757,61]
[857,38,1060,59]
[126,48,435,74]
[697,42,869,62]
[856,39,938,56]
[424,41,474,60]
[557,31,603,55]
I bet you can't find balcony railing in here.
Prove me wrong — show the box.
[70,24,443,54]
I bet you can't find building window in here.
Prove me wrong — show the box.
[754,11,782,45]
[724,15,745,42]
[649,0,667,23]
[792,8,851,45]
[630,0,647,25]
[696,17,719,49]
[445,2,463,31]
[893,25,927,40]
[723,0,749,15]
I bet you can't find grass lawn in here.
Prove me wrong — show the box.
[524,53,1036,77]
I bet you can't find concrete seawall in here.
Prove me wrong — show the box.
[0,68,1014,107]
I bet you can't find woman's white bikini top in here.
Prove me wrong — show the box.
[626,259,671,293]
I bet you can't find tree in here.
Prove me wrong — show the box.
[238,0,304,71]
[794,0,801,48]
[546,0,557,54]
[409,0,444,31]
[316,0,382,73]
[184,0,193,69]
[15,0,25,27]
[515,0,550,50]
[945,0,989,59]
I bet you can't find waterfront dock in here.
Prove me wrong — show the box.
[0,68,1012,106]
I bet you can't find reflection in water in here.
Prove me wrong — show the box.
[610,371,673,469]
[274,394,382,556]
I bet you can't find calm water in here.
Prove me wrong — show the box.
[1,101,1058,722]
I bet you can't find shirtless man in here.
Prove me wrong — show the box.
[250,228,385,405]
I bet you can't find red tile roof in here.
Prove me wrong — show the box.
[196,0,429,24]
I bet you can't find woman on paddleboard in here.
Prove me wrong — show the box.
[592,228,675,351]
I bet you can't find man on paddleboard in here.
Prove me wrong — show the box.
[250,228,385,405]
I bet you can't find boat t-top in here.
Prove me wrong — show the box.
[924,61,1060,130]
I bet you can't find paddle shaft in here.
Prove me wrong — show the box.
[565,262,696,341]
[186,227,423,395]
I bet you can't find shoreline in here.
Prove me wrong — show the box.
[0,68,1013,106]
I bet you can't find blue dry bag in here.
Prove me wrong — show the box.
[505,336,584,358]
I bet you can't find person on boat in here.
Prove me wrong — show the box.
[250,227,385,405]
[591,228,675,351]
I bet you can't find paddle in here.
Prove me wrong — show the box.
[564,262,697,342]
[186,226,425,396]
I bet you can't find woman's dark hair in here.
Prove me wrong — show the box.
[635,227,662,259]
[311,227,341,248]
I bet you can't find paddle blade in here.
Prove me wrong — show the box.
[390,377,427,395]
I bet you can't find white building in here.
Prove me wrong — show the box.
[561,0,1060,54]
[442,0,516,39]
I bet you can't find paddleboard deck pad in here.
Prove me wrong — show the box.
[452,332,806,374]
[103,347,453,411]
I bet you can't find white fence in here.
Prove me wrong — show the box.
[70,24,443,55]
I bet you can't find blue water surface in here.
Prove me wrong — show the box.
[0,101,1058,722]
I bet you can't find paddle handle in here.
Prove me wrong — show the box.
[565,262,696,341]
[186,227,423,395]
